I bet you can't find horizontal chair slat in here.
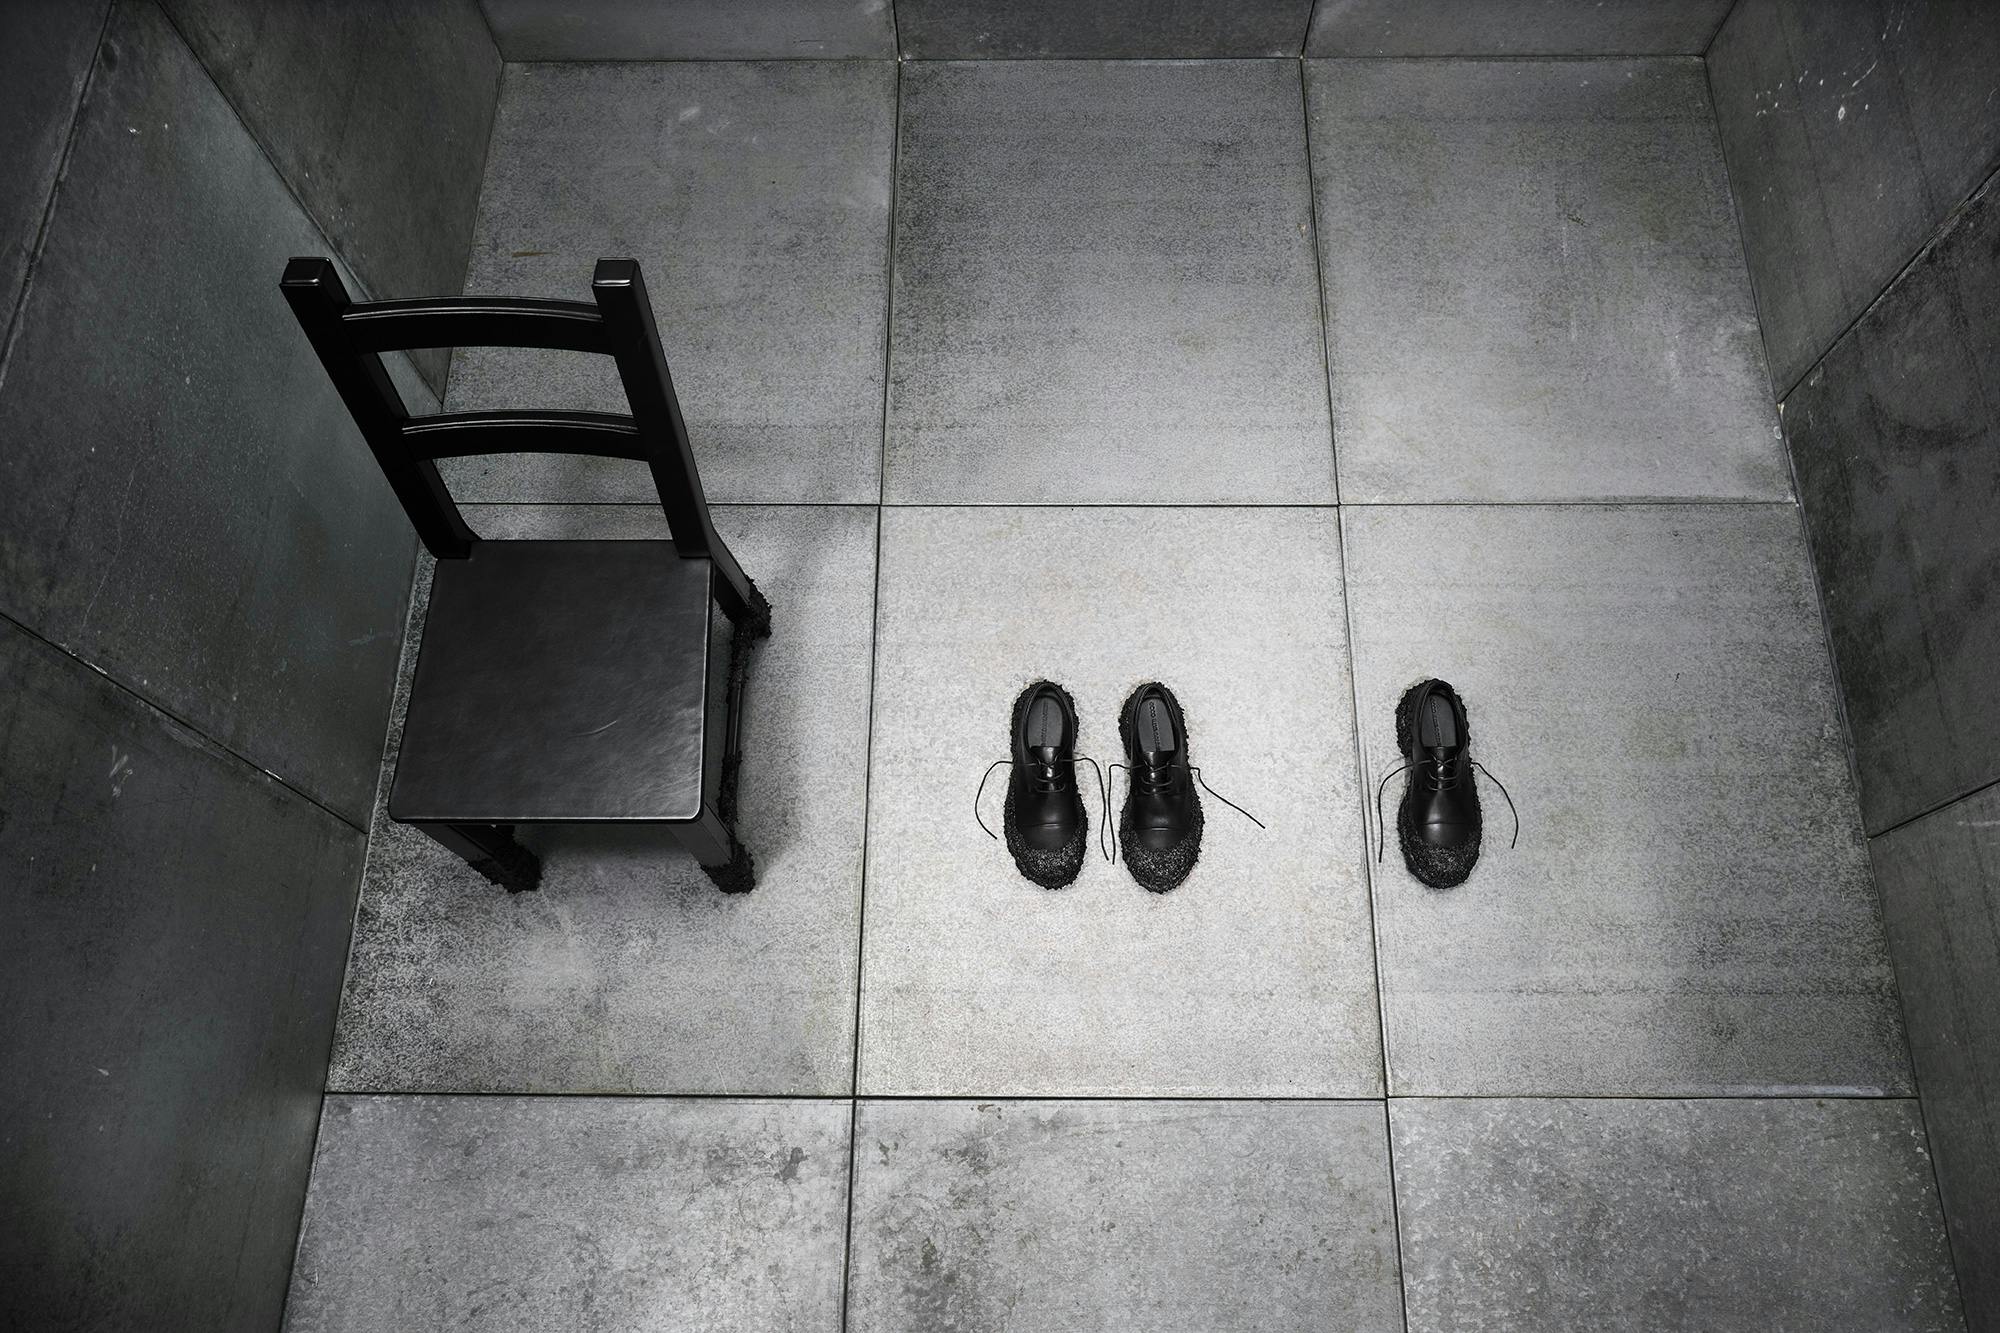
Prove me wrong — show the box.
[399,410,645,461]
[341,298,610,354]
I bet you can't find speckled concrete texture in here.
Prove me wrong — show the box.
[1343,504,1910,1095]
[1307,59,1785,503]
[883,61,1334,504]
[326,505,875,1094]
[283,1096,849,1332]
[1391,1097,1964,1332]
[1307,0,1735,56]
[859,506,1379,1096]
[481,0,895,59]
[1872,787,2000,1329]
[1708,0,2000,393]
[894,0,1313,58]
[441,61,894,504]
[847,1100,1403,1333]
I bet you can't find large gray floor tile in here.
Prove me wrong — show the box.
[0,0,106,348]
[483,0,896,58]
[328,505,875,1094]
[1307,59,1784,503]
[1784,178,2000,834]
[884,61,1333,504]
[1308,0,1733,56]
[1392,1097,1963,1333]
[1344,504,1908,1095]
[285,1096,849,1333]
[1709,0,2000,393]
[0,0,421,826]
[894,0,1313,57]
[1873,787,2000,1331]
[443,61,894,504]
[159,0,498,394]
[0,621,362,1333]
[848,1100,1402,1333]
[860,507,1379,1096]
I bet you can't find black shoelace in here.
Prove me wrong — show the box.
[1104,761,1266,865]
[1373,754,1519,862]
[974,755,1115,861]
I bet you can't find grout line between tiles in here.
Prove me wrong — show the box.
[0,606,368,836]
[1771,159,2000,406]
[461,497,1802,510]
[0,1,114,392]
[1701,0,1743,57]
[319,1089,1928,1104]
[838,55,903,1333]
[1333,507,1413,1333]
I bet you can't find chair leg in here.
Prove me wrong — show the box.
[419,822,542,893]
[675,803,755,894]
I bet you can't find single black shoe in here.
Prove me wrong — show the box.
[1117,682,1205,893]
[1380,678,1516,889]
[995,681,1090,889]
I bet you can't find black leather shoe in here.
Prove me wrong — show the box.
[1002,681,1089,889]
[1118,682,1204,893]
[1392,678,1481,888]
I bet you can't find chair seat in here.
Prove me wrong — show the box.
[389,541,729,825]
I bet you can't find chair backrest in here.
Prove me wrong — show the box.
[280,257,718,562]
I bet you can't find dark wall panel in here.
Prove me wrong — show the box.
[0,0,421,826]
[0,621,364,1333]
[1871,786,2000,1332]
[0,2,111,347]
[1709,0,2000,393]
[1783,178,2000,835]
[895,0,1313,58]
[1307,0,1734,56]
[155,0,499,394]
[480,0,895,58]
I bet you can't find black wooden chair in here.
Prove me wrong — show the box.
[281,256,771,893]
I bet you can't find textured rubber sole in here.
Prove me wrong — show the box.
[1118,683,1203,894]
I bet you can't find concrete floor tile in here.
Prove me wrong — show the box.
[848,1099,1402,1333]
[1308,59,1785,502]
[284,1096,849,1332]
[1392,1097,1963,1332]
[884,61,1334,504]
[1344,504,1909,1095]
[327,505,875,1094]
[860,506,1379,1096]
[442,61,894,504]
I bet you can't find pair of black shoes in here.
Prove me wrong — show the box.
[982,681,1257,894]
[1379,678,1517,889]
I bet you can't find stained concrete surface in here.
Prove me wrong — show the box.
[1344,503,1909,1095]
[284,1096,850,1332]
[0,0,422,825]
[481,0,896,58]
[1782,178,2000,834]
[1392,1097,1964,1332]
[1708,0,2000,393]
[1308,0,1734,56]
[1872,786,2000,1332]
[884,60,1333,504]
[895,0,1312,57]
[0,621,363,1333]
[1307,58,1784,503]
[442,60,895,504]
[847,1100,1403,1333]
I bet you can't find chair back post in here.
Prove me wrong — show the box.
[280,258,476,559]
[590,259,762,624]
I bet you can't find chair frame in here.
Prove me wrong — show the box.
[281,256,771,892]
